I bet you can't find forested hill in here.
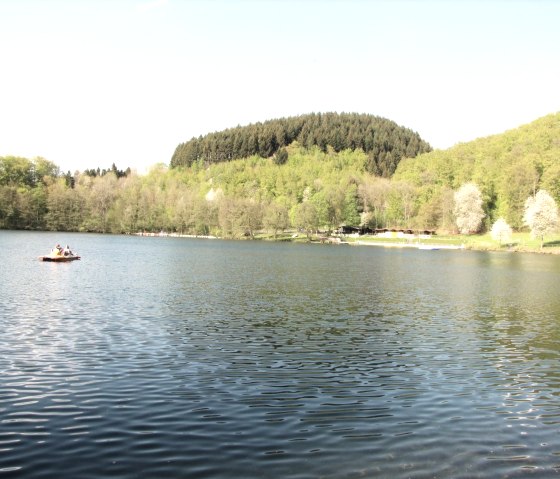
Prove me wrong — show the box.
[170,112,432,177]
[394,112,560,229]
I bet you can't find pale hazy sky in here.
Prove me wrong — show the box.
[1,0,559,173]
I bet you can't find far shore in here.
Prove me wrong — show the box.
[332,234,560,254]
[133,230,560,255]
[353,240,464,250]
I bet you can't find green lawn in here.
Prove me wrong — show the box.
[353,232,560,253]
[461,232,560,252]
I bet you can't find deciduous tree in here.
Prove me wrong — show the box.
[523,190,558,248]
[263,202,290,238]
[291,201,318,240]
[358,177,391,229]
[490,218,512,245]
[453,183,485,234]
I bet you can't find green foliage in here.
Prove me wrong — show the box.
[263,202,290,238]
[170,112,431,177]
[394,113,560,230]
[83,164,130,178]
[291,201,319,239]
[2,113,559,239]
[0,156,59,188]
[273,148,289,165]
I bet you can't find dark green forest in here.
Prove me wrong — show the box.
[1,112,559,238]
[170,112,432,177]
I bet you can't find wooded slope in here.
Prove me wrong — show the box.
[170,112,432,177]
[394,113,560,228]
[3,113,559,236]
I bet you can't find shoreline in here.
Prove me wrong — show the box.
[351,239,560,254]
[131,230,560,255]
[353,240,464,250]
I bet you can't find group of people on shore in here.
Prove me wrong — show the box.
[51,244,74,257]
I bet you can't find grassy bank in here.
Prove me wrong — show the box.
[350,232,560,254]
[459,232,560,254]
[255,231,560,254]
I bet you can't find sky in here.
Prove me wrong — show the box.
[1,0,559,174]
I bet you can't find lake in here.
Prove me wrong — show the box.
[1,231,560,478]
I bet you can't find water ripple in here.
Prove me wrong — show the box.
[2,234,560,477]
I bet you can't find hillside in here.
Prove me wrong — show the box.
[394,113,560,229]
[170,112,432,177]
[3,113,559,239]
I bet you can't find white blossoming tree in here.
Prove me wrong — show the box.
[523,190,559,249]
[490,218,512,246]
[453,183,485,234]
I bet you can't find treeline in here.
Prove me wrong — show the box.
[83,164,131,179]
[0,146,432,235]
[0,156,131,230]
[2,113,559,238]
[171,112,432,177]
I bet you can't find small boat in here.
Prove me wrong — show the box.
[40,254,81,262]
[40,244,80,262]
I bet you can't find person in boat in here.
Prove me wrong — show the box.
[63,245,73,256]
[51,244,63,256]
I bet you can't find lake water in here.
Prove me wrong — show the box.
[1,231,560,478]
